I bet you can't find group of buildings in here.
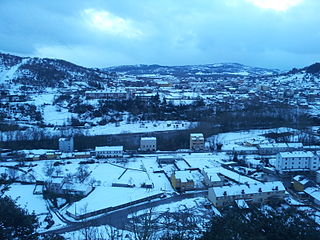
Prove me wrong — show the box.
[19,132,320,209]
[57,133,205,158]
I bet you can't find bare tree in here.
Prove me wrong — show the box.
[76,165,91,183]
[43,161,55,178]
[129,208,157,240]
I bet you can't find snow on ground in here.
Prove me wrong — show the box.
[209,127,297,145]
[77,121,197,136]
[5,183,48,215]
[66,186,163,216]
[219,167,260,184]
[1,120,197,141]
[42,105,74,125]
[63,225,133,240]
[180,152,224,169]
[0,58,28,85]
[130,197,208,217]
[30,93,55,106]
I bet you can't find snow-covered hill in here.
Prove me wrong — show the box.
[0,53,114,90]
[103,63,281,76]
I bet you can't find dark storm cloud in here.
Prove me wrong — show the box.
[0,0,319,69]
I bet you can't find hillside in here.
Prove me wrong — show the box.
[104,63,281,76]
[0,53,114,90]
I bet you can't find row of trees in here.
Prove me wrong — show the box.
[62,205,320,240]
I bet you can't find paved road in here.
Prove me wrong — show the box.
[43,191,208,235]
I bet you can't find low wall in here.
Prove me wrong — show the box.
[66,193,163,220]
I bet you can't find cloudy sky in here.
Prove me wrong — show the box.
[0,0,319,69]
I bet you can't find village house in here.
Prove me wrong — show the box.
[275,151,319,174]
[45,178,93,198]
[201,168,224,187]
[304,187,320,206]
[190,133,205,151]
[73,152,91,159]
[45,151,61,160]
[140,137,157,152]
[208,181,286,207]
[170,170,195,191]
[95,146,123,158]
[292,175,314,192]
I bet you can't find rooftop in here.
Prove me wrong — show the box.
[278,151,314,158]
[141,137,157,141]
[211,181,285,197]
[95,146,124,151]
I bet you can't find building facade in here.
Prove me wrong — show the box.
[208,181,286,207]
[201,169,224,187]
[275,151,319,174]
[170,171,195,191]
[59,137,74,153]
[190,133,205,151]
[140,137,157,151]
[95,146,123,158]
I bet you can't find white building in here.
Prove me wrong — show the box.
[208,181,286,207]
[258,143,303,155]
[140,137,157,151]
[59,137,74,153]
[201,168,224,187]
[190,133,205,151]
[275,151,319,174]
[95,146,123,158]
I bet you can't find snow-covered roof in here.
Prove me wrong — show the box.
[190,133,204,140]
[95,146,123,151]
[287,143,303,148]
[59,137,72,142]
[211,181,285,197]
[190,133,203,137]
[222,144,257,151]
[175,170,194,182]
[259,143,289,149]
[202,168,221,182]
[278,151,314,158]
[235,199,249,209]
[141,137,157,141]
[304,187,320,201]
[174,170,204,184]
[85,89,126,94]
[293,175,310,185]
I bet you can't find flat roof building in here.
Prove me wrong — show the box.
[140,137,157,152]
[95,146,123,158]
[190,133,205,151]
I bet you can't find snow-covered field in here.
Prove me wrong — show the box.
[5,183,48,215]
[1,120,197,141]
